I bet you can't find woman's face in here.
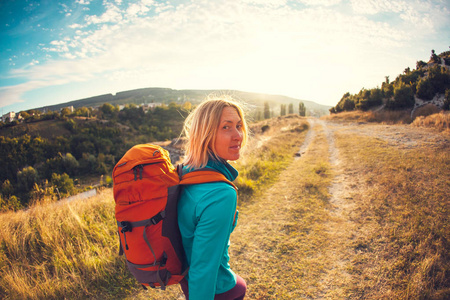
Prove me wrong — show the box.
[213,106,243,161]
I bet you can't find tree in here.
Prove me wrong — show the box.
[428,65,450,94]
[75,107,90,117]
[16,166,39,204]
[61,153,79,176]
[280,104,286,116]
[17,166,39,194]
[382,81,394,98]
[19,111,31,120]
[430,49,440,64]
[100,103,118,116]
[416,78,435,100]
[79,153,97,174]
[264,102,270,119]
[60,107,72,117]
[1,179,14,197]
[182,102,192,111]
[51,173,74,197]
[298,102,306,116]
[0,195,22,211]
[288,103,294,114]
[416,60,427,69]
[444,89,450,110]
[387,83,415,109]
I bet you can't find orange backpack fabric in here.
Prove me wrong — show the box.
[112,144,236,290]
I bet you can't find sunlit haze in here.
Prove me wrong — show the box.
[1,0,449,113]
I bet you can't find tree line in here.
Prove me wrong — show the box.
[251,102,306,120]
[330,49,450,113]
[0,102,187,211]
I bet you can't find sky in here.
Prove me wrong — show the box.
[0,0,449,113]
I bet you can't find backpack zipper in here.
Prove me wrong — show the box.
[132,162,161,181]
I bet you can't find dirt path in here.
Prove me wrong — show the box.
[303,119,358,299]
[231,117,362,299]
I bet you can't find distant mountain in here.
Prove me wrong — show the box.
[34,88,331,116]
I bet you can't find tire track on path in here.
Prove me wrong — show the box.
[314,119,358,299]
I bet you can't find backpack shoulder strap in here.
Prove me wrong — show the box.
[179,168,237,190]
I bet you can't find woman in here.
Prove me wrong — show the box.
[178,97,248,300]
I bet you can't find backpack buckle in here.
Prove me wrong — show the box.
[150,211,166,225]
[160,252,168,267]
[121,221,133,233]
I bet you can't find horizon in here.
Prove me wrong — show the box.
[3,86,333,113]
[1,0,449,113]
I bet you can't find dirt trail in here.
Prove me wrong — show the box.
[303,119,358,299]
[232,117,362,299]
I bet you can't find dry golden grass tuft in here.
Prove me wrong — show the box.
[412,104,442,119]
[412,111,450,132]
[324,110,413,124]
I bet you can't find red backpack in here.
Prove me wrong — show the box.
[112,144,236,290]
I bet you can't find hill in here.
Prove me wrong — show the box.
[330,49,450,114]
[33,88,331,116]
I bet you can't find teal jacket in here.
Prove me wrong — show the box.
[178,159,239,300]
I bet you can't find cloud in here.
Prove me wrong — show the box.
[2,0,449,110]
[76,0,91,5]
[84,2,123,25]
[350,0,404,15]
[350,0,450,32]
[298,0,341,6]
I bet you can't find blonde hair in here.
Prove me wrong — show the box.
[182,96,248,168]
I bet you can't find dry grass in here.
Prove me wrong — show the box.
[0,189,135,299]
[324,110,413,124]
[234,115,309,202]
[412,104,442,119]
[412,111,450,132]
[334,130,449,299]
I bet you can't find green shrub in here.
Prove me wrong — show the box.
[416,78,435,100]
[51,173,74,197]
[387,84,415,109]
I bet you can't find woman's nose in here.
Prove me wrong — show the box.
[233,128,243,141]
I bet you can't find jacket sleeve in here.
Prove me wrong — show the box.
[188,185,237,300]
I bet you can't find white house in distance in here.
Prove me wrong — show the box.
[1,111,22,123]
[141,102,162,113]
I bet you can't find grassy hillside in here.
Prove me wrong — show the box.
[1,114,448,299]
[33,88,331,116]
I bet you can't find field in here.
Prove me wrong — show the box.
[0,114,448,299]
